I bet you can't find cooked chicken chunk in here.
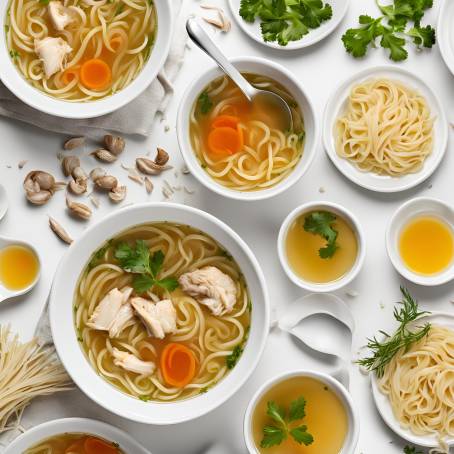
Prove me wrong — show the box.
[109,303,134,338]
[130,298,177,339]
[112,348,155,376]
[48,1,73,31]
[178,266,237,316]
[34,37,72,78]
[87,287,133,334]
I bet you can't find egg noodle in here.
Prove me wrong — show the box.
[74,223,250,402]
[336,78,434,176]
[378,325,454,454]
[6,0,156,101]
[189,75,305,192]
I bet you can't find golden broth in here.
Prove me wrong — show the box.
[189,73,305,192]
[252,376,348,454]
[6,0,157,102]
[399,216,454,275]
[0,245,39,290]
[286,212,357,283]
[25,433,124,454]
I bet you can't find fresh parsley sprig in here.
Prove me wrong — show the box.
[114,241,178,294]
[358,287,431,377]
[260,397,314,448]
[239,0,332,47]
[342,0,435,61]
[197,91,213,115]
[404,446,423,454]
[303,211,339,259]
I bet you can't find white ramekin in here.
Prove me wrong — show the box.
[243,369,359,454]
[176,56,318,201]
[278,201,366,292]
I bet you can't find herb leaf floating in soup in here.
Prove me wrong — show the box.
[239,0,333,46]
[303,211,339,259]
[260,398,314,448]
[198,91,213,115]
[404,446,423,454]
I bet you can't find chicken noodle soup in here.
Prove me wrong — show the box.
[74,223,251,401]
[252,376,348,453]
[25,433,123,454]
[189,73,305,192]
[6,0,157,101]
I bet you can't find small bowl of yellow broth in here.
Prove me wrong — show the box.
[278,202,365,292]
[387,197,454,286]
[243,370,359,454]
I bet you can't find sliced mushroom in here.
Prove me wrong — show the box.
[49,216,73,244]
[104,135,125,156]
[90,167,107,181]
[136,157,171,175]
[155,147,169,166]
[64,136,85,150]
[26,190,53,205]
[91,149,117,163]
[144,177,153,194]
[94,175,118,190]
[66,197,91,220]
[68,179,87,195]
[23,170,64,205]
[109,185,127,203]
[62,155,80,177]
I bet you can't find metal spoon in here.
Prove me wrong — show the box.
[0,236,41,304]
[186,18,293,131]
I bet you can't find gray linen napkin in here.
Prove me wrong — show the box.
[0,0,187,139]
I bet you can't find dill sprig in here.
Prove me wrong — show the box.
[358,287,431,377]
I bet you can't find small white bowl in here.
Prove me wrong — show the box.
[50,202,270,425]
[438,0,454,76]
[4,417,150,453]
[243,370,359,454]
[176,56,318,201]
[322,65,448,193]
[0,0,172,119]
[386,197,454,286]
[277,201,365,292]
[371,312,454,449]
[227,0,350,51]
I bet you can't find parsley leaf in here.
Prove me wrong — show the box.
[198,91,213,115]
[39,0,50,5]
[226,344,243,369]
[240,0,332,46]
[260,425,286,448]
[407,24,435,48]
[403,446,423,454]
[380,28,408,61]
[303,211,339,259]
[114,242,178,293]
[288,396,307,422]
[267,401,286,426]
[289,425,314,445]
[341,15,383,58]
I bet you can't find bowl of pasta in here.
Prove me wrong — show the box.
[176,56,317,201]
[50,202,270,424]
[0,0,172,118]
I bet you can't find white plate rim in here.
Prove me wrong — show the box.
[438,0,454,76]
[227,0,350,50]
[371,312,454,448]
[322,65,448,193]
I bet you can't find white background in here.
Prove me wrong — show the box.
[0,0,453,453]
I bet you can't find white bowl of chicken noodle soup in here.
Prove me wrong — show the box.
[50,203,269,424]
[176,57,317,201]
[3,417,150,454]
[0,0,172,118]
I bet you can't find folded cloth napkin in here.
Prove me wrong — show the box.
[0,0,187,139]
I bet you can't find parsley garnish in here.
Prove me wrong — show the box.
[342,0,435,62]
[404,446,423,454]
[358,287,431,377]
[239,0,332,46]
[198,91,213,115]
[39,0,50,5]
[139,395,152,401]
[9,50,19,60]
[260,397,314,448]
[303,211,339,259]
[114,241,178,294]
[226,344,243,369]
[88,240,112,270]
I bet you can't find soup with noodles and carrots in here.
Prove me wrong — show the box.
[189,73,305,192]
[5,0,156,101]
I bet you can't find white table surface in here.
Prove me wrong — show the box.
[0,0,453,453]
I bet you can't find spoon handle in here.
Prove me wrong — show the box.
[186,18,256,101]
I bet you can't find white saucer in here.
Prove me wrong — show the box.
[227,0,350,50]
[322,65,448,193]
[438,0,454,76]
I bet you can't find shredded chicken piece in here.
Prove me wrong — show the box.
[34,37,72,78]
[109,303,134,338]
[112,348,155,375]
[130,298,177,339]
[48,1,73,31]
[178,266,237,316]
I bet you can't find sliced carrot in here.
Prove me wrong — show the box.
[80,59,111,90]
[84,436,118,454]
[160,342,196,388]
[212,115,240,129]
[62,67,79,85]
[208,126,243,157]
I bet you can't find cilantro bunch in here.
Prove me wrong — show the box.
[342,0,436,61]
[303,211,339,259]
[239,0,333,46]
[260,397,314,448]
[114,240,178,293]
